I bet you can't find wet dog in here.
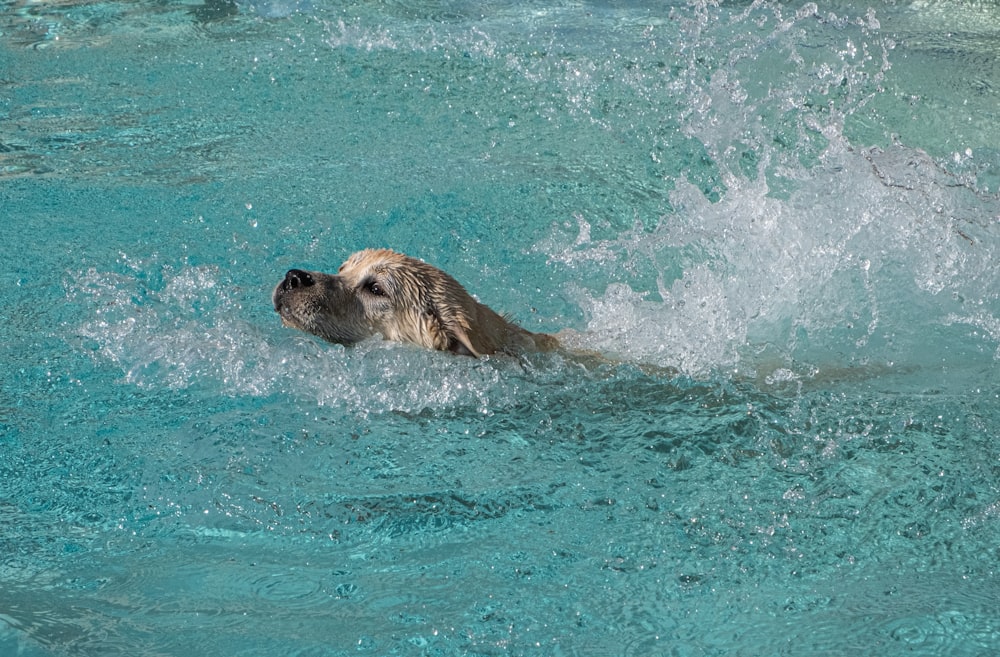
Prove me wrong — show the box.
[273,249,559,357]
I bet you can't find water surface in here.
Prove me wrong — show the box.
[1,1,999,655]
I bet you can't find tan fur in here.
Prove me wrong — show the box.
[273,249,559,357]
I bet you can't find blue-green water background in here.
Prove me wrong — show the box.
[2,1,999,655]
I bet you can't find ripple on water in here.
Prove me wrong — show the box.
[249,569,330,606]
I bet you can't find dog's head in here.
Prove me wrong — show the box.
[273,249,484,356]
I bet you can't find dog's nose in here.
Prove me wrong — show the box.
[283,269,315,290]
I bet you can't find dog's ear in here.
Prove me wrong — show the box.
[417,263,485,358]
[446,324,482,358]
[424,294,482,358]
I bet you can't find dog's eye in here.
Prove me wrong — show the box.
[366,280,386,297]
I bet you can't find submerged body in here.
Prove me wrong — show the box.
[273,249,559,357]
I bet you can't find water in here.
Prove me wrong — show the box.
[2,1,999,655]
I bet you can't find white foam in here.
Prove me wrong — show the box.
[520,3,999,377]
[537,134,998,377]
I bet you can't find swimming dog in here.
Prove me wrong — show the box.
[273,249,558,357]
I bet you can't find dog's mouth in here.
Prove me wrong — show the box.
[273,299,307,333]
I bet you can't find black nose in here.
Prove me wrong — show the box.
[283,269,315,290]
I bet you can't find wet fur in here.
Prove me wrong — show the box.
[273,249,559,357]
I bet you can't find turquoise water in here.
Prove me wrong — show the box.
[2,0,999,655]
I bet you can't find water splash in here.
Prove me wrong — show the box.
[529,2,1000,378]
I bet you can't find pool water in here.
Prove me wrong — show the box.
[2,0,999,655]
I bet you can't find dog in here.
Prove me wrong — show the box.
[273,249,559,357]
